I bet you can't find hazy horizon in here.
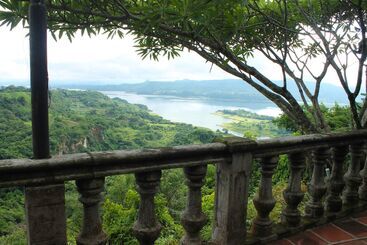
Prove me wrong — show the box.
[0,78,347,89]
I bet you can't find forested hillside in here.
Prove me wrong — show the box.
[0,86,217,159]
[0,86,219,244]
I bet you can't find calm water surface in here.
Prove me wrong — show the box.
[102,91,282,134]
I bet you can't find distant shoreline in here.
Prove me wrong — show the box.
[56,78,349,105]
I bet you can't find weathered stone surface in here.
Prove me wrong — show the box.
[305,148,329,219]
[282,152,305,227]
[181,165,208,245]
[359,151,367,200]
[211,137,255,245]
[343,144,363,205]
[252,155,278,240]
[326,146,348,212]
[25,184,67,245]
[76,178,107,245]
[0,143,228,188]
[133,171,162,245]
[2,131,367,188]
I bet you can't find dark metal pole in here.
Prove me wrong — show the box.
[29,0,50,159]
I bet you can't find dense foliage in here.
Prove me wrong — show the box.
[273,104,354,133]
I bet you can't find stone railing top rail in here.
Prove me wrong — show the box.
[0,129,366,187]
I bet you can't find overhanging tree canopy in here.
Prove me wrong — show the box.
[0,0,366,133]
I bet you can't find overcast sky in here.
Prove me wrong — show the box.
[0,26,235,86]
[0,25,361,89]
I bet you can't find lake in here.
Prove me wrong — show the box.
[102,91,282,134]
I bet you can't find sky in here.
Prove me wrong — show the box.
[0,26,236,86]
[0,25,362,89]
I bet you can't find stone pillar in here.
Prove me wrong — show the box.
[76,178,107,245]
[252,155,278,241]
[181,165,208,245]
[211,137,255,245]
[326,146,348,213]
[343,144,363,205]
[281,152,305,227]
[25,184,67,245]
[133,171,162,245]
[305,148,329,219]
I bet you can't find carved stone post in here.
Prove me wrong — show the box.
[133,171,162,245]
[326,146,348,213]
[305,148,329,219]
[211,137,255,245]
[343,144,363,205]
[281,152,305,227]
[181,165,208,245]
[252,155,278,240]
[25,184,67,244]
[76,178,107,245]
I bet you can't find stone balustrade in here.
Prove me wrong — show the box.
[0,130,367,244]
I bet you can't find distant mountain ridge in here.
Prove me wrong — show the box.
[60,79,349,104]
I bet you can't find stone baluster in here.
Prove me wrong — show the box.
[181,165,208,245]
[359,144,367,200]
[343,144,363,205]
[305,148,329,219]
[326,146,348,213]
[281,152,306,227]
[76,178,107,245]
[133,171,162,245]
[252,155,278,240]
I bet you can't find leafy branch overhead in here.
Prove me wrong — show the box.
[0,0,366,133]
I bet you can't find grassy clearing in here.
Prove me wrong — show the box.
[214,110,289,138]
